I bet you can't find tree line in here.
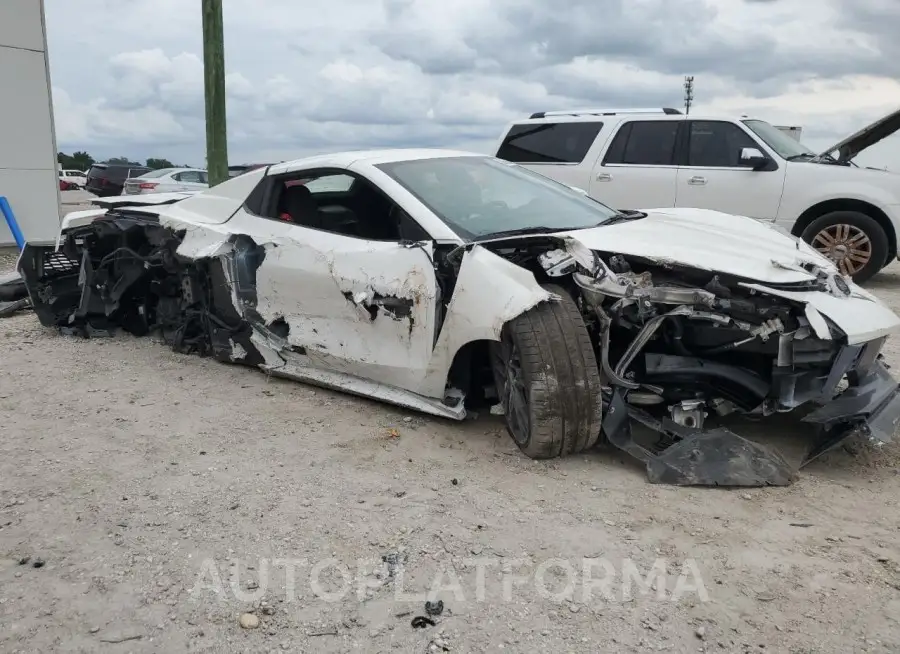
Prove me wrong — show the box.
[57,151,193,171]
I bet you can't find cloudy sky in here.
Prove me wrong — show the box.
[45,0,900,169]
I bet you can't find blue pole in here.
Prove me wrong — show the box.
[0,196,25,251]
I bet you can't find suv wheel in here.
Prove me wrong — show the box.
[800,210,888,283]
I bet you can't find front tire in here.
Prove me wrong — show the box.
[490,284,603,459]
[800,210,888,283]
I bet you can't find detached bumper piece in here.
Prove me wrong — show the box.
[801,360,900,465]
[602,356,900,486]
[602,389,796,487]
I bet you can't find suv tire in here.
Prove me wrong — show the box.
[800,210,888,283]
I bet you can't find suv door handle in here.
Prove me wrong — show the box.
[596,173,612,181]
[687,176,707,185]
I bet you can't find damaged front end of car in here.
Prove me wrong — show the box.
[481,234,900,486]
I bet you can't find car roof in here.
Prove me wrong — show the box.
[269,148,486,175]
[517,113,764,123]
[92,163,150,169]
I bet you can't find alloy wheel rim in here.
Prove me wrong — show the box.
[491,340,530,445]
[811,224,872,276]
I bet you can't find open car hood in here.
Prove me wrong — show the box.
[818,107,900,163]
[564,208,836,284]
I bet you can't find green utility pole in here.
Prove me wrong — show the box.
[202,0,228,186]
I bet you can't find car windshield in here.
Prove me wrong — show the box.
[742,120,816,159]
[137,168,178,179]
[375,156,619,240]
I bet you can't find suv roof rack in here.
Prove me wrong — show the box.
[528,107,682,119]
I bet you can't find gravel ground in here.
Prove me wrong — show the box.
[2,198,900,653]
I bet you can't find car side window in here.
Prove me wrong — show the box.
[687,121,760,167]
[198,171,208,184]
[303,174,354,193]
[260,171,430,242]
[604,121,678,166]
[496,122,604,164]
[178,171,203,183]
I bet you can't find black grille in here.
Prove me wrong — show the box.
[41,250,79,275]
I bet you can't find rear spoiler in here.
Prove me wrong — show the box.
[90,191,198,209]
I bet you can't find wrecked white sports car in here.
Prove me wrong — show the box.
[18,149,900,486]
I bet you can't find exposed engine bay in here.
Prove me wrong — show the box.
[467,234,900,486]
[18,208,900,488]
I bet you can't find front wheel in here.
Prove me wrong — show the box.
[490,284,603,459]
[800,210,888,283]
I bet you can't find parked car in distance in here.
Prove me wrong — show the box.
[122,168,209,195]
[493,107,900,282]
[59,179,76,191]
[85,163,152,197]
[58,169,87,189]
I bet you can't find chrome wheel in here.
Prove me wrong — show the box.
[811,224,872,277]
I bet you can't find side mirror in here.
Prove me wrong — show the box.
[740,147,768,170]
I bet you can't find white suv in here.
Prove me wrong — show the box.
[493,107,900,283]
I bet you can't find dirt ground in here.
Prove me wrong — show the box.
[1,194,900,653]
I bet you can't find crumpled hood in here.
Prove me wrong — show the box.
[566,207,836,284]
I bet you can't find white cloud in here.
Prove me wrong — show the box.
[44,0,900,168]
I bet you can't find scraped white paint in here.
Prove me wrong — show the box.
[253,235,439,393]
[742,282,900,344]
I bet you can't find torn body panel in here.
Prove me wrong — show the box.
[421,245,552,398]
[252,235,438,393]
[20,203,547,424]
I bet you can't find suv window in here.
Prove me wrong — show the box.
[604,121,679,166]
[687,121,760,167]
[497,122,603,164]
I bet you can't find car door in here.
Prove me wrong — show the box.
[675,120,787,221]
[589,119,682,210]
[223,170,440,393]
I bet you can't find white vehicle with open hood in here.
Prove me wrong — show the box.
[17,150,900,487]
[494,107,900,283]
